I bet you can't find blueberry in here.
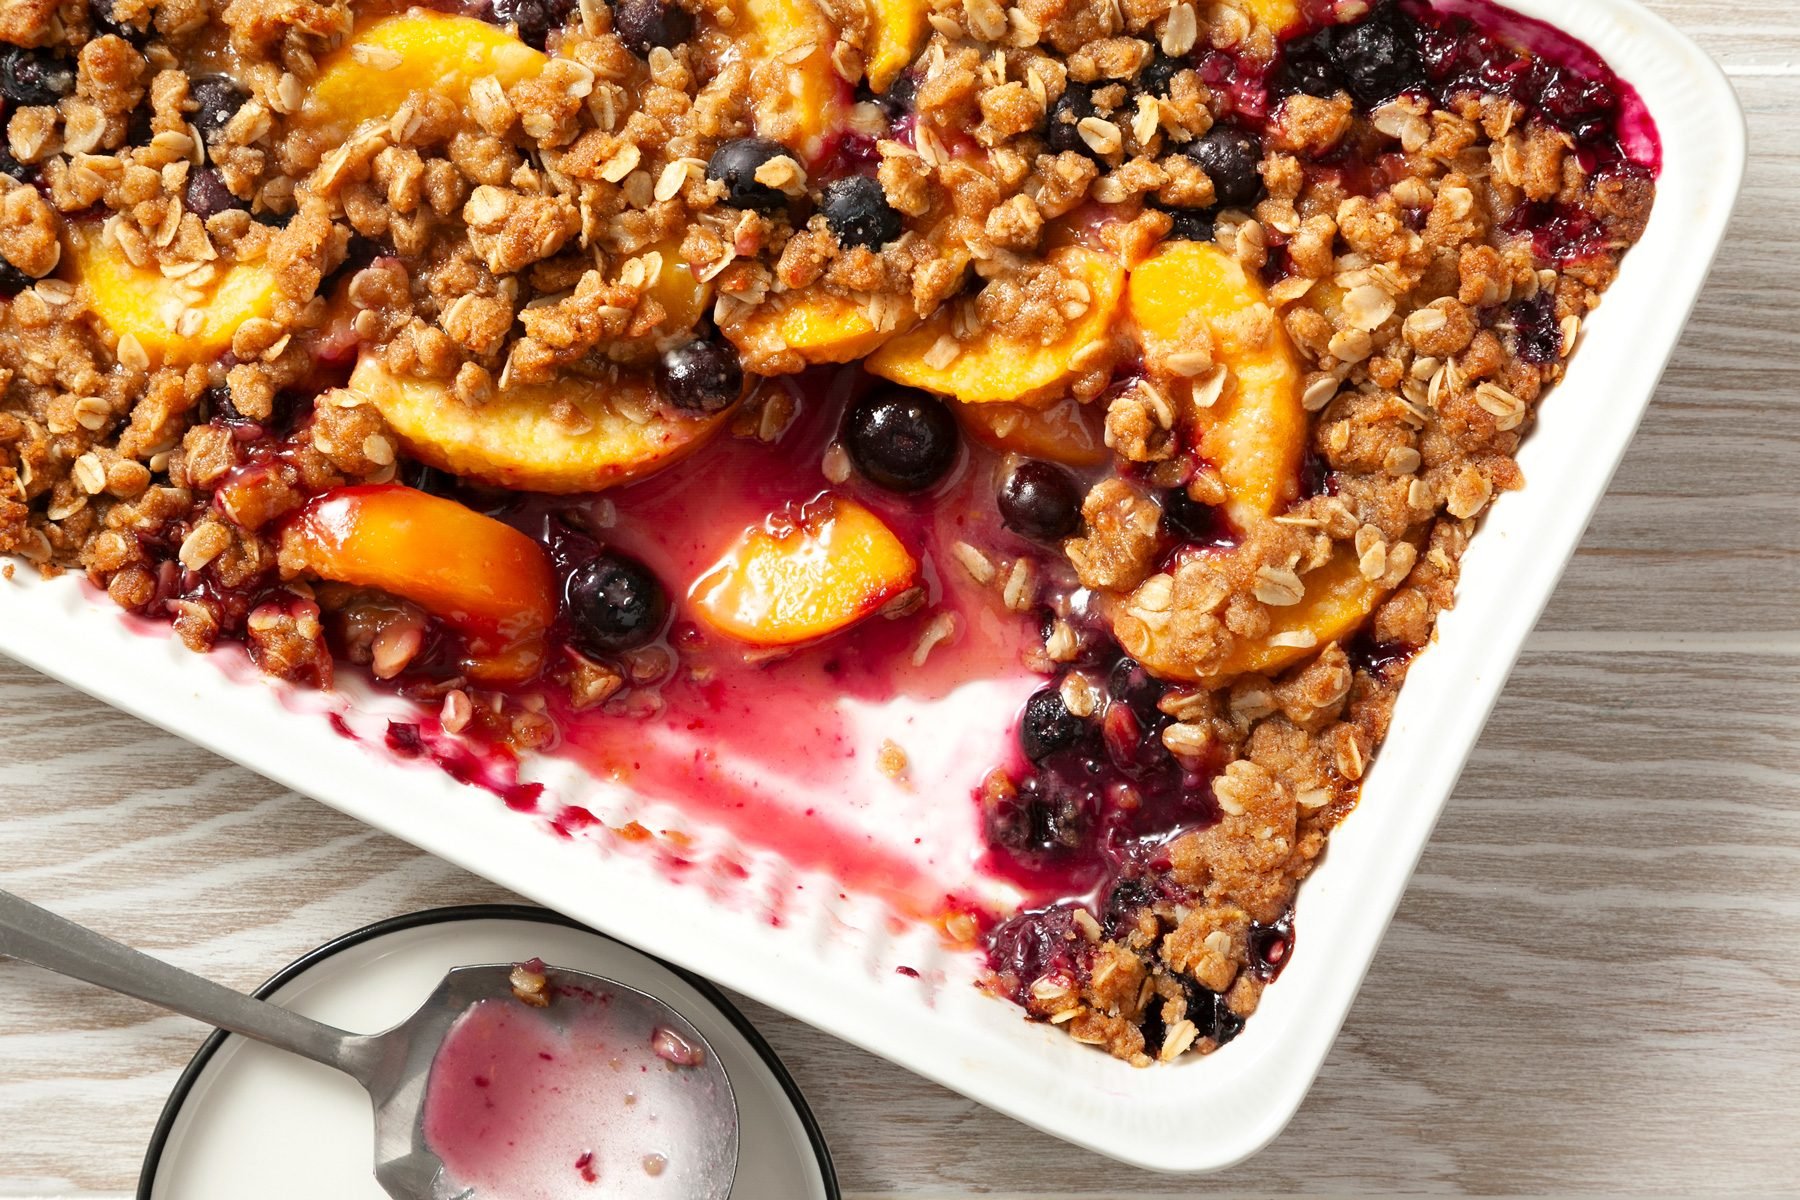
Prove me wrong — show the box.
[987,772,1096,859]
[489,0,577,50]
[189,75,248,141]
[124,103,155,147]
[998,459,1082,542]
[1271,26,1341,99]
[91,0,149,44]
[0,142,32,183]
[1161,488,1220,542]
[1020,687,1088,762]
[705,137,792,214]
[1164,209,1216,243]
[841,385,959,493]
[1106,656,1165,723]
[1044,82,1099,158]
[0,253,32,298]
[0,47,73,106]
[655,337,742,415]
[875,70,917,118]
[1102,875,1156,936]
[184,167,244,220]
[566,551,668,654]
[612,0,692,55]
[1334,3,1427,107]
[1509,290,1561,365]
[1186,125,1263,208]
[1181,977,1245,1047]
[819,175,901,251]
[1136,52,1186,98]
[202,384,246,424]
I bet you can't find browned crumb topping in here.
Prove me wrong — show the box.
[0,0,1654,1066]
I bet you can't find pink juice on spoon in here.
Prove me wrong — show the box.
[421,976,732,1199]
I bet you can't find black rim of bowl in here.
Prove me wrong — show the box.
[135,902,840,1199]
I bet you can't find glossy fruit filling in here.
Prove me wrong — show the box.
[17,0,1658,1059]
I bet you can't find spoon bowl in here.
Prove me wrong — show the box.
[0,890,739,1200]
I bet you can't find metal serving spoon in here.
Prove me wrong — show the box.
[0,889,738,1199]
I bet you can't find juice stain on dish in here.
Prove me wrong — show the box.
[505,368,1047,913]
[422,987,730,1199]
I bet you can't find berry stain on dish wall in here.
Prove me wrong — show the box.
[0,0,1655,1067]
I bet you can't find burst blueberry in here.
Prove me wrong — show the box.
[566,550,669,654]
[0,253,32,298]
[1272,26,1341,98]
[705,137,793,214]
[842,385,959,493]
[0,46,73,106]
[489,0,577,50]
[1164,209,1216,243]
[1136,52,1186,98]
[819,175,902,250]
[1334,2,1427,107]
[1161,488,1220,543]
[1043,82,1099,158]
[1019,687,1088,762]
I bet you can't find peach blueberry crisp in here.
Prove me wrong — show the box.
[0,0,1656,1064]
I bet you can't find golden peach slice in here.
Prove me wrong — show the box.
[282,484,555,683]
[1128,241,1305,527]
[300,13,547,140]
[1118,548,1387,686]
[691,495,918,647]
[68,226,280,367]
[643,240,713,338]
[866,247,1126,406]
[742,0,853,163]
[347,353,733,494]
[865,0,929,93]
[722,288,910,368]
[1234,0,1299,33]
[954,395,1109,469]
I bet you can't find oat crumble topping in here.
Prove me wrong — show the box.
[0,0,1656,1064]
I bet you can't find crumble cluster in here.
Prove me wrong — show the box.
[0,0,1653,1065]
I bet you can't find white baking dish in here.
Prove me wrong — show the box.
[0,0,1743,1173]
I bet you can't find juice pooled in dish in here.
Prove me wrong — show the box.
[0,0,1655,1066]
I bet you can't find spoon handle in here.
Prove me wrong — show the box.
[0,888,362,1075]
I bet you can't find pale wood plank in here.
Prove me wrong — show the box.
[3,646,1797,1196]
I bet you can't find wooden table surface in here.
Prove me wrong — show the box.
[4,4,1797,1195]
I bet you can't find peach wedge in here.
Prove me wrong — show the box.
[866,247,1126,406]
[865,0,930,93]
[954,395,1109,469]
[282,485,556,683]
[1117,548,1388,686]
[723,288,908,368]
[300,13,547,140]
[741,0,852,162]
[347,354,734,494]
[692,495,918,648]
[1128,241,1306,527]
[68,226,279,366]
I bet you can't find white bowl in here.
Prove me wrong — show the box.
[0,0,1745,1174]
[138,907,837,1199]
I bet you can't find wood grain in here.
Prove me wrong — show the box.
[3,4,1798,1195]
